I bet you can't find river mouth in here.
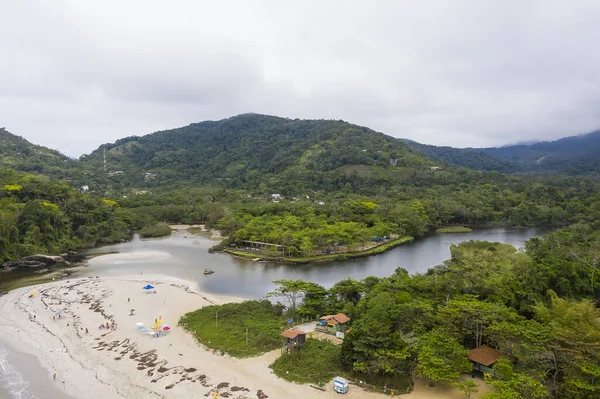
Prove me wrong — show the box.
[0,227,548,298]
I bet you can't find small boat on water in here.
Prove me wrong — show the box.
[204,269,214,275]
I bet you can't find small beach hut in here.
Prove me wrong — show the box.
[280,329,306,351]
[317,313,351,338]
[468,345,505,376]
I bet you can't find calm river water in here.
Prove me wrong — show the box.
[79,228,546,299]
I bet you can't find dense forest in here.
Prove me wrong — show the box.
[260,223,600,398]
[3,115,600,262]
[0,168,140,264]
[75,114,435,193]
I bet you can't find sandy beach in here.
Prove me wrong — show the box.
[0,275,490,399]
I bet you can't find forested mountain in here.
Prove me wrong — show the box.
[78,114,437,194]
[400,139,520,173]
[402,130,600,174]
[480,130,600,173]
[0,128,77,178]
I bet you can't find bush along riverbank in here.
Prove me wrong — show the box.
[223,236,414,264]
[138,224,172,238]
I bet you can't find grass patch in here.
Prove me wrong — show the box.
[270,339,344,385]
[139,224,172,238]
[179,300,286,358]
[435,226,473,233]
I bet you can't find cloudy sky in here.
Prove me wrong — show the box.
[2,1,600,157]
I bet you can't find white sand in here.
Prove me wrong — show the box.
[0,276,491,399]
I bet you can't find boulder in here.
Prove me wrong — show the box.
[21,255,65,265]
[2,255,67,269]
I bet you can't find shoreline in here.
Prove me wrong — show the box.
[0,275,392,399]
[0,340,72,399]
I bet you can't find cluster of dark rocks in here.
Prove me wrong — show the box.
[2,254,71,271]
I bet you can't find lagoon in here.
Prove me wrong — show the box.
[79,227,546,299]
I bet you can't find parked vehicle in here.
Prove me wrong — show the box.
[333,377,349,394]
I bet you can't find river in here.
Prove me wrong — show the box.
[77,227,546,299]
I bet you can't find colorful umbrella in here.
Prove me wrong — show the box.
[162,326,171,331]
[135,322,144,326]
[143,284,154,290]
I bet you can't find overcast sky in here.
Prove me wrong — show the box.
[2,1,600,157]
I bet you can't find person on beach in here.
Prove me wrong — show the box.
[128,297,130,303]
[85,328,88,334]
[53,373,56,381]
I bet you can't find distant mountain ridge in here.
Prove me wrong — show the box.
[402,130,600,174]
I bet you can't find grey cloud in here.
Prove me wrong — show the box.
[1,0,600,157]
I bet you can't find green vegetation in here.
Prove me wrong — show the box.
[138,224,172,238]
[0,168,138,264]
[436,226,473,233]
[3,114,600,397]
[404,129,600,175]
[270,339,343,384]
[179,300,286,358]
[0,128,76,179]
[6,115,600,266]
[226,236,413,263]
[257,223,600,396]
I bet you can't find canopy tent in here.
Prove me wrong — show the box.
[143,284,154,290]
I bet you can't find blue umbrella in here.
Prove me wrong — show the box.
[143,284,154,290]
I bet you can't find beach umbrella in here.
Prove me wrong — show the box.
[157,318,163,324]
[147,331,155,336]
[143,284,154,290]
[135,322,144,327]
[141,328,148,333]
[162,326,171,331]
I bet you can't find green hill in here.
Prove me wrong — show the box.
[78,114,438,194]
[0,128,77,178]
[400,139,520,173]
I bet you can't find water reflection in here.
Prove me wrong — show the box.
[79,227,546,299]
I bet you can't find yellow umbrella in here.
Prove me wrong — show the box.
[29,292,36,297]
[157,319,163,324]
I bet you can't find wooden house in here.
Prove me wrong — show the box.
[317,313,351,338]
[280,329,306,351]
[468,345,504,376]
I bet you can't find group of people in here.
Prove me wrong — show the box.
[99,321,111,329]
